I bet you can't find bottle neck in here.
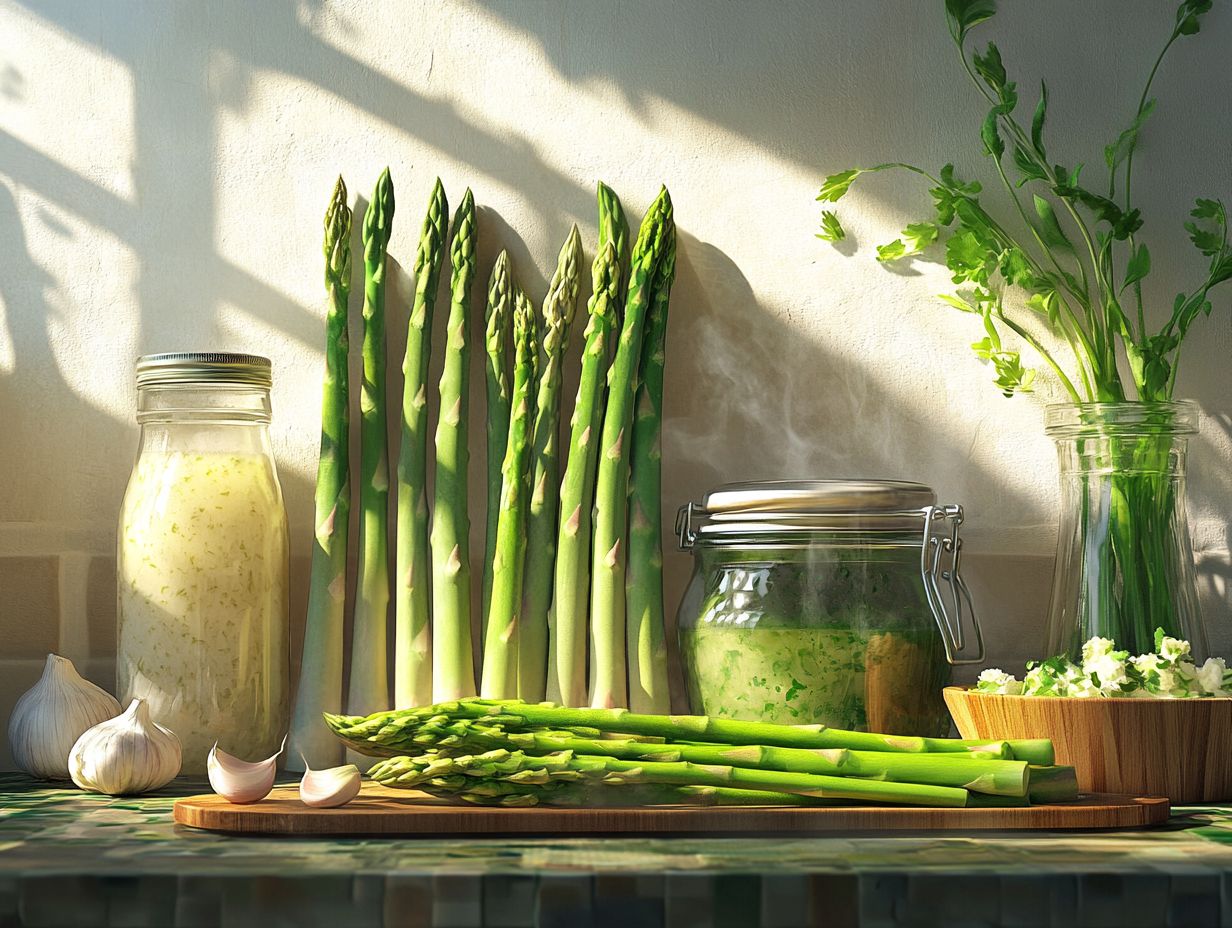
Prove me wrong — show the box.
[137,384,272,425]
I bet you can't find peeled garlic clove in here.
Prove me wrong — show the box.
[8,654,123,779]
[208,735,285,804]
[69,698,182,795]
[299,757,361,808]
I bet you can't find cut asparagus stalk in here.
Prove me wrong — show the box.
[287,177,352,772]
[589,189,674,708]
[430,189,477,701]
[480,251,514,644]
[369,748,970,807]
[346,168,394,763]
[480,290,538,698]
[519,226,583,702]
[549,240,620,707]
[625,217,677,714]
[1000,739,1055,766]
[1026,765,1079,802]
[326,699,1025,760]
[393,178,447,709]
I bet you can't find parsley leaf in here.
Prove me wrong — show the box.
[1033,195,1073,252]
[1121,242,1151,291]
[1031,81,1048,153]
[816,210,846,242]
[817,170,862,203]
[946,0,997,45]
[876,239,906,262]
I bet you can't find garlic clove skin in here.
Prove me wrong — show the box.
[8,654,123,780]
[69,698,182,795]
[207,736,285,804]
[298,758,361,808]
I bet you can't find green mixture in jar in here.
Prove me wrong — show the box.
[678,549,952,736]
[680,626,950,735]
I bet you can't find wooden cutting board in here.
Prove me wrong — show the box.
[173,784,1170,835]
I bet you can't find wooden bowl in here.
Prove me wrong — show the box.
[943,686,1232,803]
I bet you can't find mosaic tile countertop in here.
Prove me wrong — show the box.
[5,774,1232,927]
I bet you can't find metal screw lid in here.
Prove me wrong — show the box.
[135,352,273,388]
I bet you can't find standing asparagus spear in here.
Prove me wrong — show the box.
[518,227,583,701]
[481,251,513,641]
[589,188,673,708]
[393,179,447,709]
[547,184,628,706]
[597,180,631,306]
[347,168,395,756]
[625,220,677,713]
[481,291,538,698]
[431,189,478,701]
[287,177,352,771]
[549,240,620,706]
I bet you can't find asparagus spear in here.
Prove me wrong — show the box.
[518,226,583,702]
[597,180,631,306]
[590,188,674,708]
[393,179,447,709]
[350,715,1029,795]
[325,698,1025,759]
[549,240,620,706]
[625,217,677,714]
[430,189,477,701]
[480,251,514,642]
[413,780,846,809]
[480,290,538,698]
[287,177,352,771]
[346,168,394,759]
[368,748,970,807]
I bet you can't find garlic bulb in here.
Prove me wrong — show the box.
[299,758,361,808]
[208,736,285,804]
[7,653,122,779]
[69,698,182,795]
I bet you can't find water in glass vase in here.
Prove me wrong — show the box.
[1043,401,1206,661]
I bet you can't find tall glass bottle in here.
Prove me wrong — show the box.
[117,353,289,773]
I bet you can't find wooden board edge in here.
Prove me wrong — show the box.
[172,793,1171,836]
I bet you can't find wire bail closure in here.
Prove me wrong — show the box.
[920,504,984,665]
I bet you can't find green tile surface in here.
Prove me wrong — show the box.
[5,773,1232,926]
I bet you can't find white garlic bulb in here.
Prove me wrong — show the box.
[7,653,122,779]
[299,758,361,808]
[68,698,182,795]
[207,736,285,804]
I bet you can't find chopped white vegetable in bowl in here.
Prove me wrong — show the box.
[974,629,1231,698]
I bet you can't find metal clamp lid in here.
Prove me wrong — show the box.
[675,490,985,667]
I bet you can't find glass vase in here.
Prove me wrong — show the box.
[1043,401,1205,661]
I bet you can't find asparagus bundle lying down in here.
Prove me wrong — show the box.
[327,699,1074,809]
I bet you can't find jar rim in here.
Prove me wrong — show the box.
[136,352,272,388]
[1044,401,1198,438]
